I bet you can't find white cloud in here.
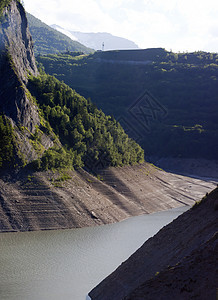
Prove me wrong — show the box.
[98,0,126,10]
[25,0,121,32]
[24,0,218,52]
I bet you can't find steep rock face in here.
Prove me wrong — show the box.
[0,0,53,162]
[1,1,38,82]
[0,0,39,128]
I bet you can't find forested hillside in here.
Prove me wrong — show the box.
[1,1,144,172]
[27,13,92,55]
[27,73,144,171]
[37,48,218,159]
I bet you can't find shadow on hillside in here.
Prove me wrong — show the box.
[77,169,138,215]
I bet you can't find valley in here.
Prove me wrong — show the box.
[0,0,217,234]
[0,2,217,300]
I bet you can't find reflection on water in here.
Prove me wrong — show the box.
[0,206,189,300]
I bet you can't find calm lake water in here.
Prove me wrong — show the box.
[0,206,189,300]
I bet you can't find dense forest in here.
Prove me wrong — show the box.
[27,13,93,55]
[36,48,218,159]
[27,73,144,171]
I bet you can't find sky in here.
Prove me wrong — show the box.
[23,0,218,53]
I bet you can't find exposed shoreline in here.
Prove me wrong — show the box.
[149,157,218,179]
[0,162,216,233]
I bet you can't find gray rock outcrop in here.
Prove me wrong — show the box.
[0,0,53,163]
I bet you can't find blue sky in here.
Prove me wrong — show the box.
[24,0,218,52]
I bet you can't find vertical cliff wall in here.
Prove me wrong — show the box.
[0,0,53,163]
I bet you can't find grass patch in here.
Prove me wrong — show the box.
[97,174,103,181]
[150,163,163,171]
[50,171,72,187]
[55,173,72,182]
[192,193,208,209]
[86,178,93,183]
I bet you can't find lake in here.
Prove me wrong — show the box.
[0,206,189,300]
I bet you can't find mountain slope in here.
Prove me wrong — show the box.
[0,1,144,170]
[0,0,145,232]
[27,72,145,170]
[37,49,218,160]
[0,1,216,234]
[51,24,139,51]
[89,187,218,300]
[125,233,217,300]
[0,0,54,165]
[0,163,216,232]
[26,13,92,55]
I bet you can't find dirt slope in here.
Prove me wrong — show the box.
[0,163,216,232]
[89,187,218,300]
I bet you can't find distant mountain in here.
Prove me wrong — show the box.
[51,24,139,51]
[26,13,93,55]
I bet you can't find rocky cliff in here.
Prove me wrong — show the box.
[89,187,218,300]
[0,0,53,163]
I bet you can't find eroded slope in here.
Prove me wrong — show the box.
[0,163,216,232]
[89,186,218,300]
